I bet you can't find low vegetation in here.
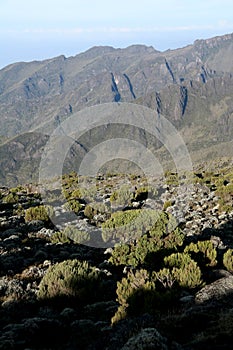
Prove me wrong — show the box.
[37,259,104,303]
[24,205,54,222]
[1,168,233,349]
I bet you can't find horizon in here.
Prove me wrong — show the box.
[1,31,233,70]
[1,0,233,69]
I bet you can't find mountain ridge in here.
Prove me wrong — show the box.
[0,32,233,185]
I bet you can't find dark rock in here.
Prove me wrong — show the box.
[121,328,182,350]
[195,276,233,305]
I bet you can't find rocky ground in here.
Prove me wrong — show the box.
[0,170,233,349]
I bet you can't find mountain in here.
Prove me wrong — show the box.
[1,33,233,185]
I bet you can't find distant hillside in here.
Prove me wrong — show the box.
[0,33,233,185]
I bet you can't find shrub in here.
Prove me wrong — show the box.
[37,259,102,302]
[165,171,179,186]
[84,204,95,220]
[71,189,82,199]
[50,231,72,244]
[62,225,90,244]
[109,243,131,266]
[64,199,83,214]
[2,192,19,203]
[24,205,54,222]
[13,203,24,217]
[102,209,160,244]
[223,249,233,273]
[149,211,178,239]
[109,212,184,268]
[184,240,217,267]
[9,185,25,194]
[163,200,173,211]
[134,185,158,201]
[109,185,134,207]
[79,186,97,202]
[215,183,233,212]
[84,202,110,221]
[130,216,183,268]
[112,269,156,324]
[155,268,175,288]
[163,252,202,289]
[62,182,80,200]
[111,267,177,324]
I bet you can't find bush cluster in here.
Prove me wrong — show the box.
[64,198,83,214]
[50,230,72,244]
[184,240,217,267]
[162,252,202,289]
[62,225,90,244]
[24,205,54,222]
[112,269,156,324]
[109,212,183,268]
[37,259,103,303]
[109,185,134,207]
[135,185,158,201]
[84,202,110,222]
[2,186,24,203]
[102,209,161,244]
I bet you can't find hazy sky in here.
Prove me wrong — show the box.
[1,0,233,68]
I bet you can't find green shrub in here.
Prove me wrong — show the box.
[102,209,161,244]
[84,204,95,220]
[2,192,19,203]
[163,200,173,210]
[62,225,90,244]
[50,231,72,244]
[24,205,54,222]
[184,240,217,267]
[154,268,175,288]
[223,249,233,273]
[109,185,134,207]
[64,199,83,214]
[112,269,155,324]
[10,185,25,194]
[149,211,178,238]
[13,203,24,216]
[215,183,233,212]
[109,212,184,268]
[165,171,179,186]
[79,186,97,202]
[163,252,202,289]
[111,267,177,324]
[109,243,131,266]
[217,197,233,213]
[37,259,102,302]
[84,202,110,221]
[134,185,158,201]
[71,189,82,199]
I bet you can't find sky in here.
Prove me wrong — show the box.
[1,0,233,69]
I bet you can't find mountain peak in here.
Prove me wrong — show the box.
[78,46,116,59]
[122,44,158,54]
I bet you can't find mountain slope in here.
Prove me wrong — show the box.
[1,33,233,137]
[0,33,233,185]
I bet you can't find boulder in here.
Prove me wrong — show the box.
[195,276,233,305]
[121,327,182,350]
